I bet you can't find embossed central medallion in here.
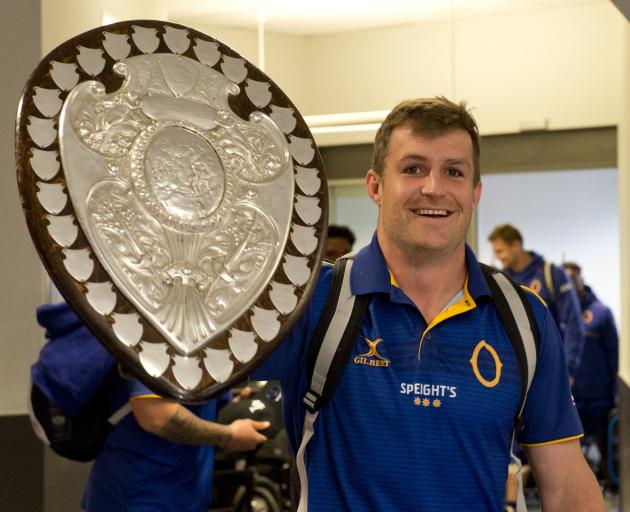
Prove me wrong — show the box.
[131,125,226,231]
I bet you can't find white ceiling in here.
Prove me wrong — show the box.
[167,0,606,36]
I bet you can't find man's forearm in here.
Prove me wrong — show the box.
[158,405,232,446]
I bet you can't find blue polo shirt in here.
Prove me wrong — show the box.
[254,234,582,511]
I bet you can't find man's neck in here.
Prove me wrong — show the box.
[511,250,532,273]
[380,239,468,324]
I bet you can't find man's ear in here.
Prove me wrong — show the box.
[365,169,382,206]
[473,180,482,208]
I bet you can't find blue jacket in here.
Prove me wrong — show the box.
[505,252,585,377]
[572,286,618,412]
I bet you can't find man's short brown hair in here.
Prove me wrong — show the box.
[371,97,481,185]
[488,224,523,245]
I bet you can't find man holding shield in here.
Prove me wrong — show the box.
[252,97,603,511]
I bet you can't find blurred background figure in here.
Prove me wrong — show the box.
[563,261,619,491]
[488,223,585,380]
[31,302,269,512]
[325,225,356,261]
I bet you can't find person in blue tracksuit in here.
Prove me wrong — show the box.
[253,97,603,511]
[488,224,586,380]
[563,262,618,484]
[34,302,269,512]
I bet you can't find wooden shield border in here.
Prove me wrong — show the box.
[15,20,328,402]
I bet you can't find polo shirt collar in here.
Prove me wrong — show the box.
[350,232,491,301]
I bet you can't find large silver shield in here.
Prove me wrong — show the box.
[16,20,327,402]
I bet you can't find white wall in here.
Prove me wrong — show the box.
[0,0,45,416]
[42,0,167,55]
[300,2,624,131]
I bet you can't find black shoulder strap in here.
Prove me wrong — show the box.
[480,263,540,430]
[304,257,370,413]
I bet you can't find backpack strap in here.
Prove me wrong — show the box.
[303,255,371,414]
[480,263,539,430]
[543,260,555,303]
[297,255,370,511]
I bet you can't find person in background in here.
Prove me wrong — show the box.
[488,224,585,381]
[563,261,619,488]
[325,224,356,260]
[35,302,269,512]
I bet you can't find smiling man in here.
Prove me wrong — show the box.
[252,97,603,511]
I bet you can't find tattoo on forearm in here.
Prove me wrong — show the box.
[160,406,232,447]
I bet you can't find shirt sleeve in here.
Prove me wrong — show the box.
[553,265,585,378]
[127,379,159,399]
[517,304,583,446]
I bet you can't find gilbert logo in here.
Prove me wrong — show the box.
[354,337,391,367]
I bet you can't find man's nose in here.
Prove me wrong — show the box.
[420,170,445,196]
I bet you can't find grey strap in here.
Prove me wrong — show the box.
[491,272,538,417]
[543,260,555,301]
[304,258,356,410]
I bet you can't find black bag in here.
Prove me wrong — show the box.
[29,382,114,462]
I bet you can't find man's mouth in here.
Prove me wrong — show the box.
[411,208,452,217]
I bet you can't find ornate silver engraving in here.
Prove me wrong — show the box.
[30,149,60,181]
[228,329,258,363]
[221,56,247,83]
[28,117,57,148]
[139,341,171,377]
[59,53,295,356]
[46,214,78,247]
[112,312,143,347]
[77,46,106,76]
[103,32,131,61]
[194,39,221,67]
[163,26,190,55]
[269,106,297,134]
[33,87,62,117]
[62,248,94,282]
[172,355,202,390]
[50,61,79,91]
[85,281,117,315]
[132,26,160,54]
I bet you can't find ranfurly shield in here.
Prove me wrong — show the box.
[16,20,327,402]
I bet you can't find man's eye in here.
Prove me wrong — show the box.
[404,166,421,174]
[447,168,463,177]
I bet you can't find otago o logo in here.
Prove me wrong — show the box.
[470,340,502,388]
[529,278,542,294]
[583,310,593,325]
[354,337,391,367]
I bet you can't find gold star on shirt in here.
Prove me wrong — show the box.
[414,397,421,406]
[432,399,441,408]
[422,398,430,407]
